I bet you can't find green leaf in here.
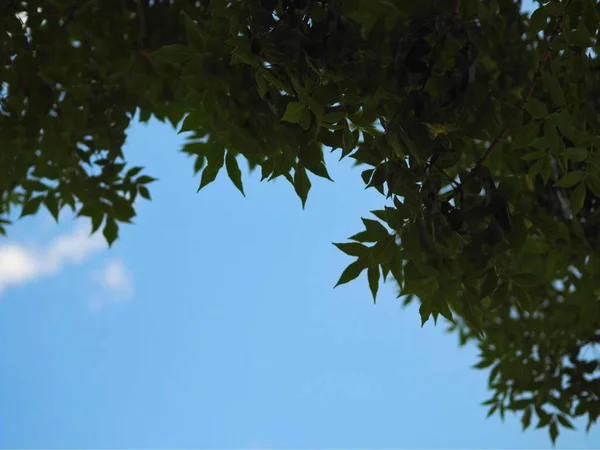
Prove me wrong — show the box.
[544,73,566,106]
[397,127,420,163]
[334,259,367,287]
[525,98,549,118]
[536,407,552,428]
[419,302,432,326]
[544,120,560,152]
[362,218,389,240]
[111,196,135,223]
[281,101,307,124]
[549,420,559,445]
[521,150,546,161]
[545,1,564,15]
[136,175,158,185]
[487,404,499,418]
[126,166,144,178]
[400,223,422,261]
[225,152,245,196]
[368,266,380,302]
[152,44,196,63]
[502,105,523,130]
[473,359,494,369]
[555,170,586,188]
[255,73,267,98]
[370,209,387,223]
[509,398,531,410]
[561,147,588,162]
[20,196,43,218]
[570,21,591,47]
[371,234,396,265]
[138,186,151,200]
[342,124,359,155]
[348,230,378,243]
[557,414,575,430]
[333,242,369,257]
[178,111,204,134]
[508,214,528,253]
[299,143,332,180]
[299,109,312,130]
[184,13,205,51]
[91,212,104,233]
[461,291,484,335]
[198,147,225,192]
[226,35,260,67]
[529,7,547,32]
[435,299,454,323]
[522,407,533,430]
[361,169,374,185]
[384,206,406,230]
[570,182,586,215]
[103,218,118,247]
[44,193,60,222]
[512,272,543,287]
[294,166,311,208]
[23,180,47,191]
[512,122,540,149]
[323,111,347,123]
[480,270,498,298]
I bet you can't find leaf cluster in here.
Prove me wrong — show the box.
[2,0,600,443]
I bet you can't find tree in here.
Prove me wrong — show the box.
[1,0,599,443]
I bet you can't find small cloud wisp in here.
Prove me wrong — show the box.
[89,259,135,311]
[0,223,106,295]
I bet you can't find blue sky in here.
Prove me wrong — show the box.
[1,117,599,448]
[2,1,600,447]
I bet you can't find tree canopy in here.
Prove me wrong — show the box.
[1,0,599,443]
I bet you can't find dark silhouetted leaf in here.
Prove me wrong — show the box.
[225,152,245,196]
[368,266,380,302]
[335,259,367,287]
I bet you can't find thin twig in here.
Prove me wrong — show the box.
[476,14,564,167]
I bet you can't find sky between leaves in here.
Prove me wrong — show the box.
[1,1,600,447]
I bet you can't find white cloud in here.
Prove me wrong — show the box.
[89,259,134,311]
[0,223,106,295]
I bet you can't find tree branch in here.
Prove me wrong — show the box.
[476,14,564,167]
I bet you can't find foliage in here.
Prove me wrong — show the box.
[0,0,198,243]
[2,0,600,443]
